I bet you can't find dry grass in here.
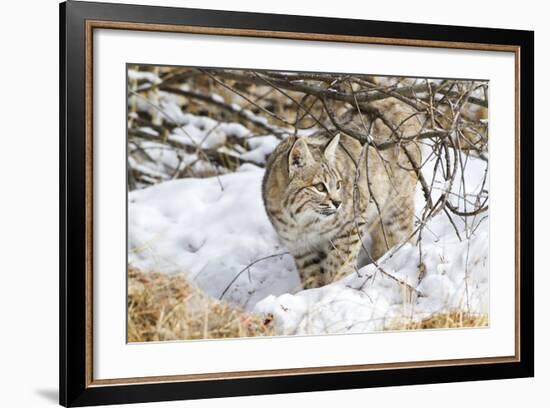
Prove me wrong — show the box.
[128,267,274,342]
[128,266,487,342]
[386,311,488,331]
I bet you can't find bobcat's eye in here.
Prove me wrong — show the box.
[336,180,342,190]
[314,183,326,192]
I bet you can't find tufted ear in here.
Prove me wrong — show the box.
[323,133,340,163]
[288,138,314,177]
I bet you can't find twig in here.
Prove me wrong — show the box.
[219,252,290,299]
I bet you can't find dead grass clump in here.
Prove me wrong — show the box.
[128,266,274,342]
[386,310,488,331]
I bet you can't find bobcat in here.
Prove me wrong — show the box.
[262,98,421,289]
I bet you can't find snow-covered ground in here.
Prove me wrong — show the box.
[129,164,300,309]
[128,131,489,335]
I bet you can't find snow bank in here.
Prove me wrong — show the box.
[255,217,488,335]
[129,165,300,308]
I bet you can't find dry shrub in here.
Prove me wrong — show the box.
[386,310,488,331]
[128,266,274,342]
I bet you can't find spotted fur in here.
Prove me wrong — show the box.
[262,98,421,289]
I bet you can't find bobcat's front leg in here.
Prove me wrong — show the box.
[294,250,328,289]
[324,229,363,285]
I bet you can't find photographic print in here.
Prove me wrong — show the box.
[126,65,489,342]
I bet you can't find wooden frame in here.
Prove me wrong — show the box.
[60,1,534,406]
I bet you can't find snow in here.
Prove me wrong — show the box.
[241,135,281,164]
[129,98,276,187]
[211,93,225,103]
[129,166,300,308]
[128,70,161,84]
[154,99,252,149]
[255,216,488,335]
[137,126,159,137]
[128,138,490,335]
[128,156,169,181]
[129,141,180,179]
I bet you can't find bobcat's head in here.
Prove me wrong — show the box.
[285,134,344,221]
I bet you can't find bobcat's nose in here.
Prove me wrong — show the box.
[332,199,342,209]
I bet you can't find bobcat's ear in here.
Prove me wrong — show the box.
[324,133,340,163]
[288,138,313,176]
